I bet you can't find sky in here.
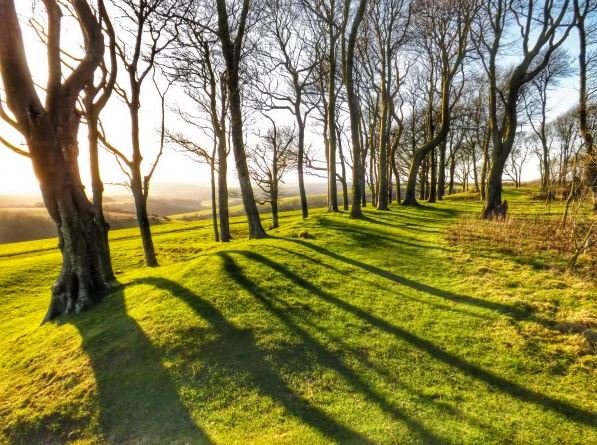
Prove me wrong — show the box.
[0,2,585,198]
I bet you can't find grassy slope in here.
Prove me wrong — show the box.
[0,190,595,444]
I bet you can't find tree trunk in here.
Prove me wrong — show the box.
[87,110,115,281]
[428,148,437,203]
[482,149,508,218]
[327,27,339,212]
[296,113,309,219]
[216,0,266,238]
[217,129,231,242]
[449,155,456,195]
[438,139,446,200]
[132,186,158,267]
[129,87,158,266]
[227,69,266,238]
[480,130,489,200]
[377,93,390,210]
[403,76,451,206]
[271,187,279,229]
[344,0,367,218]
[210,162,220,242]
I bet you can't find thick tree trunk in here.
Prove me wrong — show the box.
[482,148,509,218]
[37,123,112,322]
[0,0,112,322]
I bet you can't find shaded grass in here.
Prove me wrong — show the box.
[0,189,595,444]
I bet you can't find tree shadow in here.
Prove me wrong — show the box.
[288,239,570,331]
[217,252,444,444]
[69,286,211,444]
[273,245,492,322]
[132,276,369,444]
[316,218,446,251]
[233,248,596,426]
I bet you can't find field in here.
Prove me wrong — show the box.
[0,189,595,444]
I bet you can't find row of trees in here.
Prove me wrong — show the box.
[0,0,596,320]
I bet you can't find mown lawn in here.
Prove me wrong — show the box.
[0,189,595,444]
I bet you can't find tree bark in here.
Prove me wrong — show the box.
[437,139,446,200]
[0,0,112,322]
[344,0,368,218]
[210,161,220,242]
[216,0,266,238]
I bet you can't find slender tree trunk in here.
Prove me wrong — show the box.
[344,0,367,218]
[480,130,490,200]
[227,70,266,238]
[296,112,309,218]
[210,162,220,242]
[327,27,339,212]
[86,110,115,281]
[438,139,446,200]
[271,185,279,229]
[132,185,158,267]
[128,87,159,266]
[449,155,456,195]
[217,128,231,242]
[472,144,480,192]
[216,0,266,238]
[428,149,437,203]
[377,90,390,210]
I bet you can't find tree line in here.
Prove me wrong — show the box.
[0,0,595,321]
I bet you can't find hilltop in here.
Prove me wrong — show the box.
[0,189,595,444]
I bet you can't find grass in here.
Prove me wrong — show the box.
[0,189,595,444]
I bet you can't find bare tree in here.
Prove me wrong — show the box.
[402,0,475,206]
[343,0,369,217]
[255,0,319,219]
[215,0,267,238]
[249,116,297,229]
[167,130,220,241]
[523,48,575,191]
[0,0,113,321]
[574,0,597,209]
[477,0,574,218]
[82,0,117,282]
[101,0,181,266]
[167,17,231,241]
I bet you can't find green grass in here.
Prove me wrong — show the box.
[0,189,595,444]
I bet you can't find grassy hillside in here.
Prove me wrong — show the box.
[0,190,595,444]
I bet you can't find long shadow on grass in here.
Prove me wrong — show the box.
[274,245,492,322]
[134,276,369,443]
[218,252,444,444]
[235,249,596,426]
[289,239,563,331]
[71,288,211,444]
[316,218,445,251]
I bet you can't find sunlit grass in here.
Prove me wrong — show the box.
[0,189,595,444]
